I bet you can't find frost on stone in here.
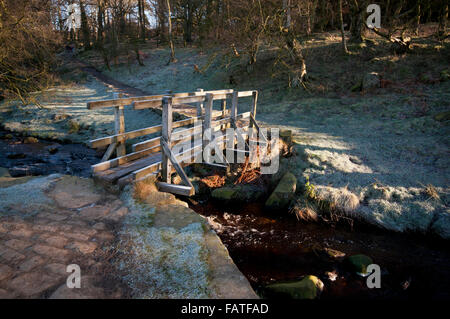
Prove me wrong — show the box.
[115,192,211,299]
[0,174,61,215]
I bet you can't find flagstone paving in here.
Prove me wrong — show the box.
[0,174,129,298]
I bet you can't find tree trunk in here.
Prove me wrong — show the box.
[96,0,104,47]
[79,0,91,49]
[138,0,146,42]
[184,1,193,43]
[282,0,307,87]
[167,0,176,63]
[438,1,448,38]
[415,1,421,35]
[349,0,365,43]
[339,0,349,54]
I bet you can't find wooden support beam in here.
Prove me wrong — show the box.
[114,105,126,157]
[250,113,268,143]
[161,139,193,188]
[156,182,194,196]
[101,143,117,162]
[161,96,173,183]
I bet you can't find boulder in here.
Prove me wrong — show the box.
[362,72,380,90]
[434,111,450,122]
[9,164,47,177]
[347,254,373,275]
[265,172,297,210]
[212,184,265,202]
[264,275,324,299]
[24,137,38,144]
[440,70,450,82]
[212,187,237,201]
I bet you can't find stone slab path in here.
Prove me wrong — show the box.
[0,173,129,298]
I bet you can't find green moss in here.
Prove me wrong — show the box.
[434,111,450,122]
[347,254,373,274]
[264,275,323,299]
[211,187,237,200]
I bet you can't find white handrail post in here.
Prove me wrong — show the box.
[162,96,173,183]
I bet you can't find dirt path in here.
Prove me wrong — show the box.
[71,57,151,97]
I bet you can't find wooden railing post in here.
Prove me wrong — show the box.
[196,88,204,117]
[203,93,213,151]
[231,91,238,125]
[161,96,173,183]
[113,92,126,157]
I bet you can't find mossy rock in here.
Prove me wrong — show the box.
[440,70,450,82]
[347,254,373,275]
[265,172,297,210]
[212,187,237,200]
[24,137,38,144]
[264,275,324,299]
[324,248,346,259]
[212,184,265,202]
[434,111,450,122]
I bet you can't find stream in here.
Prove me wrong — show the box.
[0,130,101,178]
[190,199,450,300]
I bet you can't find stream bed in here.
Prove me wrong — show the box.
[0,130,101,178]
[190,199,450,300]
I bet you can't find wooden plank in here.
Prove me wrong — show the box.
[133,91,231,110]
[88,89,237,110]
[94,153,162,184]
[130,116,204,152]
[91,113,204,150]
[172,126,202,141]
[133,136,161,152]
[92,144,161,173]
[156,182,194,196]
[161,139,193,188]
[161,96,173,183]
[237,91,254,98]
[133,98,164,110]
[90,124,162,148]
[87,95,161,110]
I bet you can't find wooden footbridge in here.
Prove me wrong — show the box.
[87,89,265,196]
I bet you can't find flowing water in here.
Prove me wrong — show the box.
[0,130,100,178]
[190,199,450,300]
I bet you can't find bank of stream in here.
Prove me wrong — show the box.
[188,173,450,300]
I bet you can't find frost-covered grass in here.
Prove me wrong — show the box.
[0,77,162,145]
[79,36,449,239]
[114,188,212,298]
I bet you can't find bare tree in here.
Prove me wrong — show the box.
[339,0,349,54]
[167,0,177,63]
